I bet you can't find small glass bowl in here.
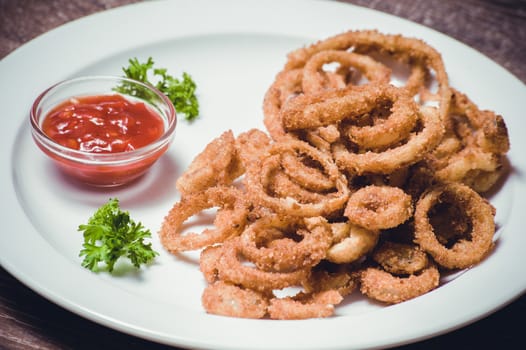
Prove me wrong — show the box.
[30,76,176,187]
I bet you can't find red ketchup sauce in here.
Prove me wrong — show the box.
[41,94,166,186]
[42,94,164,153]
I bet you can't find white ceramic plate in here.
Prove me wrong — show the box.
[1,0,525,349]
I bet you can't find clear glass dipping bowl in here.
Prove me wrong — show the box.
[30,76,176,187]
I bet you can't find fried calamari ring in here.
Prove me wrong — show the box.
[326,221,380,264]
[159,186,248,252]
[463,168,505,195]
[281,84,418,140]
[344,185,413,230]
[333,106,444,174]
[433,148,501,190]
[359,263,440,304]
[201,281,269,319]
[267,168,329,204]
[235,128,272,167]
[245,139,350,217]
[302,50,391,94]
[176,130,244,197]
[263,50,391,142]
[281,84,420,151]
[360,166,411,189]
[343,88,419,149]
[448,89,509,155]
[239,216,332,271]
[263,69,303,141]
[414,182,495,269]
[199,245,223,283]
[216,237,309,292]
[424,89,510,192]
[302,124,341,152]
[281,152,335,192]
[268,290,343,320]
[404,61,430,98]
[284,29,451,121]
[426,199,472,247]
[372,241,429,275]
[305,260,360,297]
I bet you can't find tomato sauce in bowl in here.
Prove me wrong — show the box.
[30,76,176,187]
[42,94,165,153]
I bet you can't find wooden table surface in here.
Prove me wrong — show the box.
[1,0,525,349]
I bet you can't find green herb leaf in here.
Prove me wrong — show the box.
[78,198,158,272]
[115,57,200,121]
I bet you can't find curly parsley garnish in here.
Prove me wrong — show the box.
[78,198,158,272]
[115,57,199,121]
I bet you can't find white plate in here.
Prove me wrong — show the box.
[1,0,525,349]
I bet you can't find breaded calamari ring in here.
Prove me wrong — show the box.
[281,84,420,151]
[326,221,380,264]
[413,182,495,269]
[303,124,341,152]
[202,281,269,319]
[267,168,329,204]
[372,241,429,275]
[281,84,417,138]
[263,69,303,141]
[268,290,343,320]
[425,89,510,192]
[448,89,509,155]
[176,130,244,197]
[302,50,391,94]
[281,152,335,192]
[234,128,272,167]
[199,245,223,283]
[216,237,309,292]
[239,216,332,271]
[359,263,440,304]
[245,140,350,217]
[159,186,248,252]
[305,260,360,297]
[344,185,413,230]
[284,29,452,122]
[333,106,444,175]
[434,148,501,188]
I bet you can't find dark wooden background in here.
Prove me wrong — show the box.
[1,0,525,349]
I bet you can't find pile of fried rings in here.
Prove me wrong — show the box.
[159,30,510,320]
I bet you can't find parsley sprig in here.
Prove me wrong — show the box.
[78,198,158,272]
[115,57,199,121]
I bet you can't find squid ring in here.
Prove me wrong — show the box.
[245,139,350,217]
[267,169,329,204]
[262,68,304,141]
[413,182,495,269]
[281,152,335,192]
[302,49,391,94]
[175,130,244,197]
[216,237,309,292]
[281,83,417,135]
[372,241,429,275]
[284,29,452,123]
[201,281,269,319]
[344,185,413,230]
[239,216,332,272]
[159,186,248,252]
[359,263,440,304]
[333,106,445,175]
[343,85,419,149]
[267,290,343,320]
[326,222,380,264]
